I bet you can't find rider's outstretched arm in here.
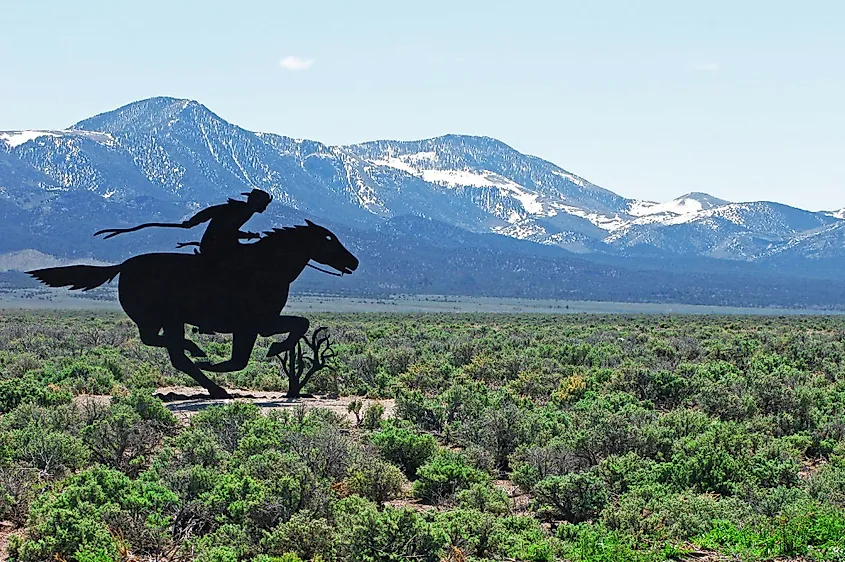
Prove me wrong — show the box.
[95,221,188,239]
[95,205,220,239]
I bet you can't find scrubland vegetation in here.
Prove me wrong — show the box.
[1,311,845,561]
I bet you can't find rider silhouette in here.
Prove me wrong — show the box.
[95,189,273,261]
[176,189,273,259]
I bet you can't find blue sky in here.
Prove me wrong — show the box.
[1,0,843,210]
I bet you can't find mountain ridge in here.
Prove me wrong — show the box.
[2,96,844,307]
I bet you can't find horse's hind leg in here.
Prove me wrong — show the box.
[261,316,310,358]
[138,325,207,358]
[161,324,230,399]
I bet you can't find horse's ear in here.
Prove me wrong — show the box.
[304,219,315,227]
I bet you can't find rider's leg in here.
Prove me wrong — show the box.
[261,316,310,358]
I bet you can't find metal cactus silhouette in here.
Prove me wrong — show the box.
[27,189,359,398]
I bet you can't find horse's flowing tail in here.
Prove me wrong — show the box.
[27,264,121,291]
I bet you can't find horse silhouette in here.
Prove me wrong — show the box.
[27,220,358,398]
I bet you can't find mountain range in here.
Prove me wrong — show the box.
[2,96,844,309]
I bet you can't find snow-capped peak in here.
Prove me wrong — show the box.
[628,192,730,218]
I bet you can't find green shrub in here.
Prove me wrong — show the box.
[695,500,845,559]
[261,512,334,560]
[413,451,489,504]
[191,524,253,561]
[370,424,437,478]
[432,509,501,560]
[396,390,445,432]
[361,402,385,430]
[809,462,845,507]
[556,522,662,562]
[602,482,754,542]
[196,545,240,562]
[532,471,608,523]
[456,482,511,514]
[12,465,176,562]
[12,424,90,476]
[668,421,755,495]
[0,466,43,524]
[434,509,557,561]
[200,470,266,525]
[0,374,72,412]
[460,394,534,471]
[509,439,585,492]
[334,497,447,562]
[563,391,654,466]
[488,515,559,562]
[52,359,117,394]
[344,457,406,504]
[597,452,660,496]
[81,401,173,475]
[192,402,263,453]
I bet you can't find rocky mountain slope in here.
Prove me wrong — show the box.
[1,97,843,307]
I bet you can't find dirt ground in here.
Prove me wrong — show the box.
[73,387,396,426]
[151,386,396,425]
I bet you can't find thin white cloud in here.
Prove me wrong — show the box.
[692,62,720,72]
[280,56,314,71]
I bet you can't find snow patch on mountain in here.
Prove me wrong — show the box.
[422,169,495,187]
[1,129,116,149]
[551,203,627,231]
[406,151,438,163]
[415,170,541,214]
[371,156,419,175]
[368,151,547,216]
[628,193,729,219]
[370,151,439,175]
[1,130,60,148]
[493,220,546,240]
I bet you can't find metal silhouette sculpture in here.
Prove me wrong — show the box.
[279,326,336,398]
[94,188,273,259]
[27,190,358,399]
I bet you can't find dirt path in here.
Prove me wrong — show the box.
[152,386,395,425]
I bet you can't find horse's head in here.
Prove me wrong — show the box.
[301,219,359,274]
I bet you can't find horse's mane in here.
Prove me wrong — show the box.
[255,224,312,248]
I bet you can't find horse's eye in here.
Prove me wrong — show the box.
[325,235,332,241]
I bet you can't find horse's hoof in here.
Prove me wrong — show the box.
[208,388,231,399]
[188,347,207,358]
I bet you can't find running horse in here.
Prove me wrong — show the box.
[27,220,358,398]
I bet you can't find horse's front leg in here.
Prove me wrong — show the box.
[195,330,258,373]
[260,315,310,358]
